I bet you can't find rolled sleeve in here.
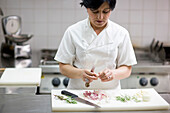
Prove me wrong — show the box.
[54,28,75,65]
[117,30,137,67]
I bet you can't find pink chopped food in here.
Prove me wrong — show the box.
[83,90,107,101]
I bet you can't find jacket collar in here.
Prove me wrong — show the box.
[82,18,114,50]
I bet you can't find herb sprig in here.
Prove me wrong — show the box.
[54,95,77,104]
[116,94,141,103]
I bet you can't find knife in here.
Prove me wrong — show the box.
[61,90,101,108]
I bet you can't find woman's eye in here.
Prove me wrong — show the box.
[91,9,110,14]
[103,10,110,14]
[103,11,109,14]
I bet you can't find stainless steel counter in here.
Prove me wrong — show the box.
[0,49,170,112]
[0,94,169,113]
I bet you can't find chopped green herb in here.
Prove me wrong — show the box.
[132,96,141,102]
[116,96,127,102]
[124,95,131,101]
[56,95,64,100]
[54,95,77,104]
[116,94,141,103]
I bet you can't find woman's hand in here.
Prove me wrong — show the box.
[98,68,115,82]
[81,69,98,83]
[98,65,132,82]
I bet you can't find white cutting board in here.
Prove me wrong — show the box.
[51,88,170,111]
[0,68,42,86]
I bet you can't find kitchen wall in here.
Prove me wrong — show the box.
[0,0,169,51]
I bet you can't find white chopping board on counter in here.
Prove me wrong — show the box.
[51,88,169,111]
[0,68,42,86]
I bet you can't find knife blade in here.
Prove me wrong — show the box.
[61,90,101,108]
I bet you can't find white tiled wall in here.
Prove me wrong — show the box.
[0,0,169,50]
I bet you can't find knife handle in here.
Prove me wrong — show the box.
[61,90,78,98]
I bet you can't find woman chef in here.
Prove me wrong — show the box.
[54,0,137,89]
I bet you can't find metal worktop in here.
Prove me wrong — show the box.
[0,49,170,113]
[0,94,170,113]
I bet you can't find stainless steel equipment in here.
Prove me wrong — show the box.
[38,49,69,94]
[1,15,33,58]
[121,65,170,94]
[121,39,170,94]
[149,38,170,64]
[39,39,170,94]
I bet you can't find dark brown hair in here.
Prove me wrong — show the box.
[80,0,116,10]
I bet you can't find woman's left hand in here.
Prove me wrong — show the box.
[98,69,115,82]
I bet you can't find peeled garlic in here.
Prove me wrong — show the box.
[142,93,151,102]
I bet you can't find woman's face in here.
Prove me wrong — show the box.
[87,2,111,29]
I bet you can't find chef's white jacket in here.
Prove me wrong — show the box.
[54,18,137,90]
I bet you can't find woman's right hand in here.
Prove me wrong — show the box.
[81,69,98,83]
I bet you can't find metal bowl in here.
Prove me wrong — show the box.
[5,34,33,44]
